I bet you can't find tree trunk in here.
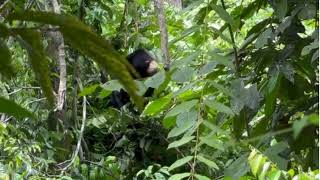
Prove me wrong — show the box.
[154,0,170,67]
[46,0,69,161]
[46,0,67,125]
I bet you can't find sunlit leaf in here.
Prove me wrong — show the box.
[142,95,172,116]
[79,84,99,97]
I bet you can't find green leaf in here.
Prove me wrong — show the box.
[263,142,289,170]
[230,80,261,114]
[168,156,193,171]
[298,3,317,20]
[208,81,233,97]
[163,116,177,129]
[204,99,234,116]
[199,136,224,151]
[101,80,123,91]
[265,72,281,117]
[0,97,35,119]
[172,67,194,83]
[272,0,287,20]
[197,155,219,169]
[168,173,190,180]
[142,95,172,116]
[275,16,292,35]
[144,70,166,89]
[194,174,211,180]
[210,27,233,45]
[210,4,234,27]
[293,114,319,139]
[171,52,200,69]
[255,28,272,49]
[267,170,282,180]
[248,150,267,176]
[0,39,14,78]
[79,84,99,97]
[198,61,217,76]
[224,153,250,180]
[167,136,195,149]
[168,118,195,138]
[301,41,318,56]
[169,26,200,46]
[165,99,198,119]
[208,51,233,69]
[17,29,55,106]
[194,0,218,24]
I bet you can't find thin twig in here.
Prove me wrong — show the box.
[62,96,87,171]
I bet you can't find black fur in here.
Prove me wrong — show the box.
[109,49,158,108]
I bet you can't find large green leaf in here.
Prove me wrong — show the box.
[197,155,219,169]
[264,72,281,117]
[164,99,198,119]
[168,156,193,171]
[224,153,250,180]
[169,26,200,46]
[210,4,234,28]
[263,142,289,170]
[271,0,287,20]
[142,95,172,116]
[199,136,224,151]
[0,97,35,119]
[168,173,190,180]
[168,118,195,138]
[167,136,195,149]
[204,99,234,116]
[8,10,143,109]
[79,84,99,97]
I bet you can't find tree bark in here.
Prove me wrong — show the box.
[154,0,170,66]
[47,0,67,121]
[46,0,68,161]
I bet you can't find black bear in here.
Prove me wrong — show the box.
[109,49,159,109]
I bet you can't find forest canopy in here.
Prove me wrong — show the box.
[0,0,319,179]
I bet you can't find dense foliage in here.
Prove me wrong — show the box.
[0,0,318,179]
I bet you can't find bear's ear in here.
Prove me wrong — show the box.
[126,49,149,63]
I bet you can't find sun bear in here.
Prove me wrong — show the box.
[109,49,159,109]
